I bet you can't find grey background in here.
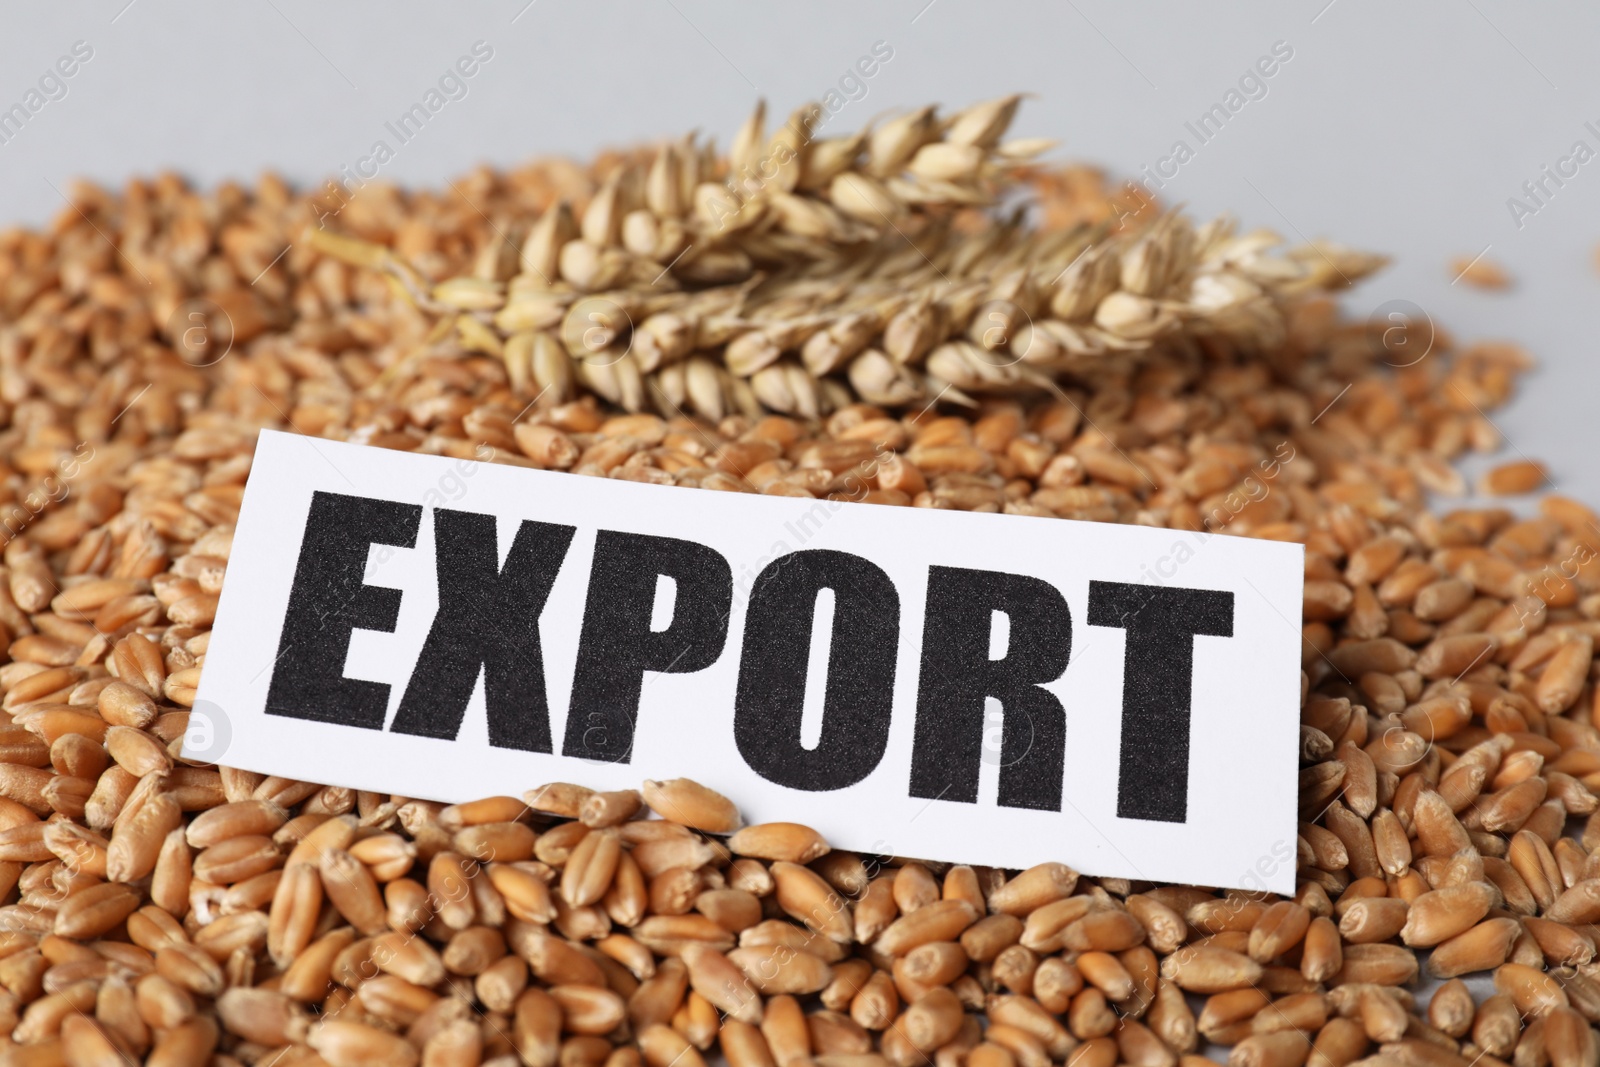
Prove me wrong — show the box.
[3,0,1599,502]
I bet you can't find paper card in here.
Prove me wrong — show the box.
[191,429,1305,892]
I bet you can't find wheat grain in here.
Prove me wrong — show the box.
[0,97,1597,1067]
[1450,255,1512,291]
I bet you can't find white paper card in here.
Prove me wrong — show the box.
[192,429,1305,892]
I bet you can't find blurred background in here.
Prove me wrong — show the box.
[3,0,1598,501]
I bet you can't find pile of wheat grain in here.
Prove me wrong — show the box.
[0,99,1594,1067]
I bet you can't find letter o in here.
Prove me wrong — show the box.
[734,550,899,791]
